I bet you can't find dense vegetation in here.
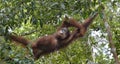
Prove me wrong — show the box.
[0,0,120,64]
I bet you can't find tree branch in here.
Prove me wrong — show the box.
[101,11,120,64]
[20,29,40,36]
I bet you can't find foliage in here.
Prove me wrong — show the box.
[0,0,120,64]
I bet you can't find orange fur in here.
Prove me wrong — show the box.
[10,13,98,59]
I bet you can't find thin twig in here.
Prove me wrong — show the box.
[20,29,40,36]
[101,11,120,64]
